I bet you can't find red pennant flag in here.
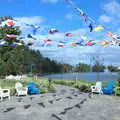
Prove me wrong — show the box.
[85,40,95,46]
[107,32,116,39]
[82,13,87,23]
[65,33,72,37]
[44,39,52,43]
[58,43,65,47]
[49,28,58,34]
[6,34,17,39]
[5,19,16,27]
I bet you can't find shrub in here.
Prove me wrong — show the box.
[79,85,91,93]
[48,85,56,93]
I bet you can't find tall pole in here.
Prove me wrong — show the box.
[88,55,92,81]
[97,55,101,81]
[75,52,78,86]
[61,57,63,80]
[90,56,92,73]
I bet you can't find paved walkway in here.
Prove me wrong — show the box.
[0,85,120,120]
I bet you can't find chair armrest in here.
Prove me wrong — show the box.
[1,89,10,93]
[17,87,28,91]
[115,87,120,90]
[1,89,10,92]
[91,86,96,89]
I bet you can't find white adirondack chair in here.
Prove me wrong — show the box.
[0,87,10,101]
[91,81,103,94]
[15,83,28,96]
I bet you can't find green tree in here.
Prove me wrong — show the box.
[0,16,72,76]
[108,65,118,72]
[75,63,90,72]
[92,61,105,72]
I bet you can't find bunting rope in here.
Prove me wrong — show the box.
[65,0,120,42]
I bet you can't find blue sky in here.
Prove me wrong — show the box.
[0,0,103,31]
[0,0,120,66]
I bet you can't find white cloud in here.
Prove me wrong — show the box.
[41,0,59,3]
[103,1,120,17]
[99,14,112,23]
[71,28,87,36]
[15,16,45,25]
[14,16,47,35]
[99,1,120,25]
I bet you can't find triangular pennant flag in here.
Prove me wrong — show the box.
[76,8,87,23]
[26,24,41,35]
[58,43,65,47]
[27,42,34,46]
[85,40,96,46]
[82,13,87,23]
[88,23,93,32]
[5,19,16,27]
[44,39,52,43]
[76,40,84,46]
[49,28,58,34]
[11,43,17,47]
[0,41,7,46]
[107,32,117,39]
[65,32,72,37]
[6,34,17,39]
[117,36,120,39]
[94,25,104,31]
[99,40,111,47]
[27,34,36,40]
[70,42,77,47]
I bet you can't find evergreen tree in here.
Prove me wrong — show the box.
[0,16,71,76]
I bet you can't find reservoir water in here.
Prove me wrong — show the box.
[44,72,120,82]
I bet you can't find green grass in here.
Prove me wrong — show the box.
[0,77,94,94]
[0,77,56,95]
[0,76,116,95]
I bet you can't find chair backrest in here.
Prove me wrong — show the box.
[107,81,115,89]
[15,82,23,90]
[6,75,14,80]
[27,82,37,88]
[96,81,102,89]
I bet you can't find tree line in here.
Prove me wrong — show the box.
[74,62,119,72]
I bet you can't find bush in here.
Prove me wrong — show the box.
[48,85,56,93]
[79,85,91,93]
[53,80,75,86]
[74,84,80,89]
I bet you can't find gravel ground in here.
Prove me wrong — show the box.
[0,85,120,120]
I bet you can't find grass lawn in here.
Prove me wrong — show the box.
[0,76,114,95]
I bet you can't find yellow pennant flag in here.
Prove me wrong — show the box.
[98,40,110,47]
[70,42,77,47]
[94,25,104,31]
[98,41,104,45]
[17,43,23,46]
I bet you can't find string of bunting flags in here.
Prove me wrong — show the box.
[0,1,120,49]
[0,18,120,48]
[65,0,120,43]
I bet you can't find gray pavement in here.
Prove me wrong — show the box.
[0,85,120,120]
